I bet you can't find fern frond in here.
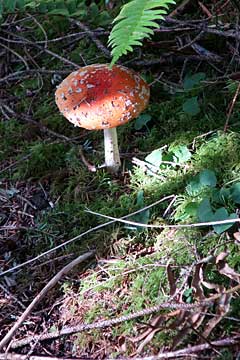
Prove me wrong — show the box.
[108,0,175,66]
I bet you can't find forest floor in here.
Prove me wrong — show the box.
[0,0,240,359]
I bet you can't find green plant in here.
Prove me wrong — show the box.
[0,0,85,17]
[181,72,206,116]
[145,144,192,170]
[134,114,152,131]
[0,0,111,23]
[108,0,175,65]
[176,169,240,234]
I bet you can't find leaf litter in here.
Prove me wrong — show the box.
[51,250,240,357]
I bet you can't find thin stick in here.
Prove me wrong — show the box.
[0,69,69,85]
[198,1,212,18]
[9,284,240,349]
[26,12,48,49]
[69,19,111,58]
[0,196,174,277]
[0,42,29,69]
[9,300,213,349]
[169,0,191,17]
[0,154,31,175]
[0,284,26,310]
[1,30,79,68]
[85,209,240,229]
[126,335,240,359]
[224,82,240,132]
[9,337,240,357]
[0,102,74,143]
[35,29,107,44]
[79,147,96,172]
[0,251,95,351]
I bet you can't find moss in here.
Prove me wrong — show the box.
[76,329,104,353]
[15,142,70,179]
[130,165,188,200]
[154,228,196,265]
[0,120,28,161]
[193,132,240,182]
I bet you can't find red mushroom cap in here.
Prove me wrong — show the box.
[55,64,150,130]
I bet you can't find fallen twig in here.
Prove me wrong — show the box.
[0,154,31,175]
[0,69,70,85]
[0,284,26,310]
[78,147,96,172]
[0,42,29,69]
[9,299,213,349]
[1,30,79,68]
[0,251,95,350]
[69,19,111,59]
[85,208,240,229]
[3,335,239,360]
[169,0,191,17]
[0,196,174,277]
[131,335,240,359]
[8,284,240,349]
[224,81,240,132]
[198,1,212,18]
[0,101,75,143]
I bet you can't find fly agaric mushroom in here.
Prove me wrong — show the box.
[55,64,150,174]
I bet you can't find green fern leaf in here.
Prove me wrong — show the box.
[108,0,175,66]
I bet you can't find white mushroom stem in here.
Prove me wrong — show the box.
[104,128,121,174]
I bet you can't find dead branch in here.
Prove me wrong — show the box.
[0,101,76,143]
[69,19,111,59]
[9,299,214,349]
[1,334,240,359]
[120,335,240,359]
[85,208,240,229]
[0,42,29,69]
[8,283,240,349]
[169,0,192,17]
[0,69,70,85]
[1,30,79,68]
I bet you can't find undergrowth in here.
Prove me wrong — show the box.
[1,2,240,357]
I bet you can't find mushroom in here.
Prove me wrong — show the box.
[55,64,150,174]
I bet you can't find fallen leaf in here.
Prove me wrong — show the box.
[191,264,205,300]
[202,293,232,339]
[216,252,240,283]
